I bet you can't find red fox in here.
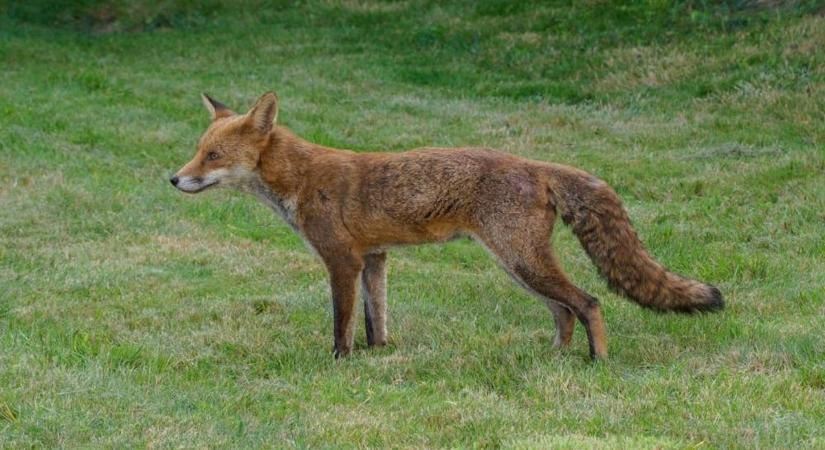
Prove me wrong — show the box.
[171,92,724,360]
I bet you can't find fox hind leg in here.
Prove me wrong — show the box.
[510,254,608,360]
[475,227,607,360]
[508,264,577,347]
[547,302,576,348]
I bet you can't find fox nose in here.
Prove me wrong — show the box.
[170,175,179,186]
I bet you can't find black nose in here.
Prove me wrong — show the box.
[170,175,179,186]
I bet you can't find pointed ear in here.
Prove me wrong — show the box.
[201,93,234,120]
[245,92,278,134]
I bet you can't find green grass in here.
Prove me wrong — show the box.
[1,0,824,447]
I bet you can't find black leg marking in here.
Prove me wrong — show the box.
[364,300,375,346]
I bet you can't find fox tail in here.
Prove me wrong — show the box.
[549,169,724,313]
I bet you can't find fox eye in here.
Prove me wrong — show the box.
[206,151,220,161]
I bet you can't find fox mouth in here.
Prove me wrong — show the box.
[179,180,219,194]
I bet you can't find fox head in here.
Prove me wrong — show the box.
[170,92,278,193]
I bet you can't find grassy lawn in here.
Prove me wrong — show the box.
[1,1,824,447]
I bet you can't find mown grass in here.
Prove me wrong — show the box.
[1,1,824,448]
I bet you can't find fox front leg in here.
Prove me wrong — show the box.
[324,253,364,358]
[362,252,388,347]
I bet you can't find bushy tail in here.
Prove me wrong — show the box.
[549,169,724,313]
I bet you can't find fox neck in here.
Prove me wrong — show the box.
[255,126,318,198]
[231,128,303,230]
[240,126,336,221]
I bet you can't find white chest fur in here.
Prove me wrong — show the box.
[246,178,299,230]
[241,176,318,256]
[261,192,298,226]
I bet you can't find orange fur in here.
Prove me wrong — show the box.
[172,92,724,360]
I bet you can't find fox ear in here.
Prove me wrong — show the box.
[201,93,234,120]
[245,92,278,134]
